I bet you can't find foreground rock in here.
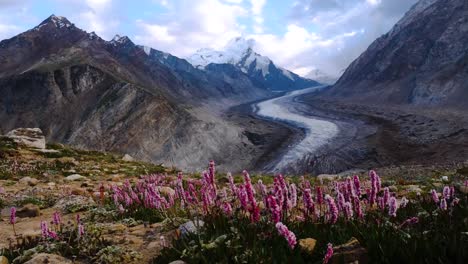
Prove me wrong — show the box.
[24,253,72,264]
[65,174,87,181]
[331,237,368,264]
[6,128,46,149]
[0,256,8,264]
[54,195,96,213]
[16,204,41,218]
[19,177,39,186]
[122,154,135,162]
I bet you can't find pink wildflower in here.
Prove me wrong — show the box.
[325,194,338,224]
[353,175,361,197]
[53,211,61,226]
[222,202,233,216]
[440,198,447,211]
[289,183,297,208]
[41,221,48,238]
[323,243,334,264]
[383,187,390,206]
[303,188,315,215]
[316,186,323,205]
[78,224,85,238]
[9,207,16,225]
[388,196,398,217]
[267,195,281,223]
[344,202,353,220]
[353,196,363,219]
[443,186,451,200]
[275,222,297,249]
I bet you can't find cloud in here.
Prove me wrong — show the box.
[0,0,421,78]
[134,0,247,56]
[0,23,21,40]
[271,0,419,75]
[250,0,266,33]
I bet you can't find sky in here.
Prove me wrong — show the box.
[0,0,419,76]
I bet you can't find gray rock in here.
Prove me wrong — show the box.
[54,195,96,212]
[24,253,72,264]
[65,174,87,181]
[179,220,204,236]
[19,177,39,186]
[122,154,135,162]
[6,128,46,149]
[16,204,41,218]
[0,255,9,264]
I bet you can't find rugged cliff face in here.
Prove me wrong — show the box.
[322,0,468,110]
[0,15,281,172]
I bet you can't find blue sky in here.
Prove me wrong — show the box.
[0,0,418,76]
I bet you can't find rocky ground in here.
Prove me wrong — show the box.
[0,130,175,263]
[0,128,467,263]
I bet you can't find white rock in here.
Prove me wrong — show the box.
[179,220,204,236]
[6,128,46,149]
[122,154,135,162]
[19,177,39,186]
[65,174,87,181]
[441,176,449,182]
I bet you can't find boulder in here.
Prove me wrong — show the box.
[317,174,340,183]
[158,186,175,197]
[16,204,41,218]
[19,177,39,186]
[65,174,87,181]
[331,237,368,264]
[24,253,72,264]
[6,128,46,149]
[169,261,188,264]
[298,238,317,255]
[54,195,96,213]
[122,154,135,162]
[0,256,9,264]
[179,220,204,236]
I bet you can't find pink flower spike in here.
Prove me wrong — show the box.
[443,186,451,200]
[388,197,398,217]
[275,222,297,249]
[323,243,334,264]
[53,211,61,225]
[325,195,338,224]
[78,223,85,238]
[440,198,448,211]
[10,207,16,225]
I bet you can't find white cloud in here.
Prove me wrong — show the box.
[250,0,266,33]
[134,0,247,56]
[249,24,361,75]
[0,23,21,40]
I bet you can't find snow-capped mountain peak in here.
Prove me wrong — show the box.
[35,14,73,30]
[186,36,320,91]
[187,37,272,77]
[110,34,132,46]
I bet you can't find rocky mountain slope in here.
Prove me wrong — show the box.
[0,15,300,172]
[321,0,468,110]
[187,37,320,91]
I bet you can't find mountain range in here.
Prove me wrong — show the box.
[0,15,319,172]
[321,0,468,110]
